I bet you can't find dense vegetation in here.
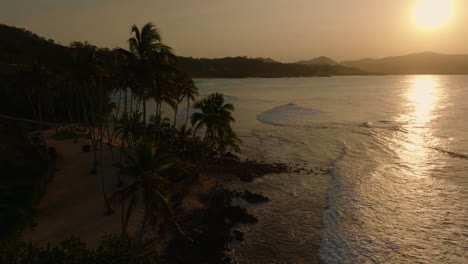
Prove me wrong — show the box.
[0,24,367,85]
[1,235,161,264]
[0,22,249,263]
[0,121,51,242]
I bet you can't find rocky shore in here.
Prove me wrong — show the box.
[165,155,324,263]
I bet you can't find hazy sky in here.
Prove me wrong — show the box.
[2,0,467,62]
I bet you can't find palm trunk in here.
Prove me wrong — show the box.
[98,85,113,215]
[134,205,149,259]
[173,104,178,128]
[123,194,136,236]
[155,99,161,126]
[138,208,148,242]
[185,97,190,126]
[142,99,146,127]
[100,124,113,215]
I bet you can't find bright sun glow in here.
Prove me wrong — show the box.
[414,0,453,29]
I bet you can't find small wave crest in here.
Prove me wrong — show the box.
[429,147,468,160]
[256,103,320,126]
[359,120,408,133]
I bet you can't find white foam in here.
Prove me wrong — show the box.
[256,103,320,126]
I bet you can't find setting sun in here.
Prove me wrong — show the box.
[414,0,453,29]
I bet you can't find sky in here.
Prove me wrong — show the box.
[1,0,467,62]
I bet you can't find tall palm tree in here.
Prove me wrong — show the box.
[170,75,187,128]
[125,22,173,126]
[181,77,199,126]
[69,42,113,213]
[191,93,235,144]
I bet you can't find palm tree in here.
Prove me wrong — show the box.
[216,128,242,155]
[114,111,143,149]
[191,93,235,144]
[171,81,185,128]
[110,140,180,241]
[181,77,199,126]
[69,42,114,214]
[125,22,173,126]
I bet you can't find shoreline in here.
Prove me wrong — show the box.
[20,128,326,262]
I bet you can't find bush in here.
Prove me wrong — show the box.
[0,122,50,242]
[0,235,161,264]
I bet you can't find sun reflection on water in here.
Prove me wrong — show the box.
[403,77,441,126]
[396,76,444,177]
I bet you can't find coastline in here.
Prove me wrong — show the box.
[228,163,330,264]
[20,128,328,262]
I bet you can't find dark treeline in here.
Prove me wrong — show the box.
[176,56,368,78]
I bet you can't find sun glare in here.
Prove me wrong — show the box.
[414,0,453,29]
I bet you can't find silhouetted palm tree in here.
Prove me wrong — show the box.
[181,77,199,126]
[114,111,143,149]
[69,42,114,214]
[216,128,242,155]
[111,140,176,240]
[125,22,173,126]
[191,93,235,144]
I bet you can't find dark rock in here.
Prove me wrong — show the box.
[241,190,270,204]
[233,230,244,242]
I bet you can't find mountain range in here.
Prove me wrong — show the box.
[295,56,338,66]
[289,53,468,74]
[2,24,468,76]
[0,24,367,78]
[340,52,468,74]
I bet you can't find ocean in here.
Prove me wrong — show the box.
[193,76,468,263]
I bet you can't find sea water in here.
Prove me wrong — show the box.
[192,76,468,263]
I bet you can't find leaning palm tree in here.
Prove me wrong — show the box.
[191,93,235,144]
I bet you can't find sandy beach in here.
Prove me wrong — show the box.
[21,129,223,248]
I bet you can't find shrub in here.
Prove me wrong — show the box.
[0,235,161,264]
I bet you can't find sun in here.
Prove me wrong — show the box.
[413,0,453,29]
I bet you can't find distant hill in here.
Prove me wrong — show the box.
[254,57,280,64]
[0,24,367,78]
[296,56,338,66]
[176,56,367,78]
[0,24,71,68]
[341,52,468,74]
